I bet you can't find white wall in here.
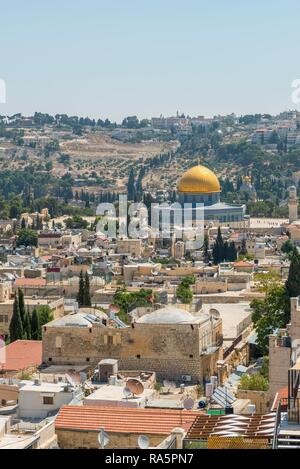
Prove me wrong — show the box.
[18,386,74,419]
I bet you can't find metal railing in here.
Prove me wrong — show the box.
[282,397,300,424]
[272,400,282,449]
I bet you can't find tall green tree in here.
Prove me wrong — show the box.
[127,168,135,201]
[31,309,41,340]
[18,289,26,333]
[23,310,31,340]
[176,276,195,304]
[202,234,210,263]
[9,295,23,342]
[286,248,300,298]
[228,241,237,261]
[16,228,38,247]
[37,305,54,327]
[251,285,290,354]
[212,227,225,264]
[240,238,247,255]
[84,272,92,307]
[77,270,85,307]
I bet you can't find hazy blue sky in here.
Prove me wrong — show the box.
[1,0,300,121]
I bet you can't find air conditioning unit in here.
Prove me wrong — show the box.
[182,375,192,382]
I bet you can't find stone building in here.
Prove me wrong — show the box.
[268,297,300,400]
[42,306,223,384]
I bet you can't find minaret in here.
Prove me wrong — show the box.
[288,186,298,223]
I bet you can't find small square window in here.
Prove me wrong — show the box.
[43,396,54,405]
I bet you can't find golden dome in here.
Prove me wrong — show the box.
[178,165,221,193]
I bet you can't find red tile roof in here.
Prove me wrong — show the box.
[55,405,200,435]
[0,340,42,372]
[14,278,46,288]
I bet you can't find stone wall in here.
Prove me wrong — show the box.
[56,428,165,449]
[43,320,222,383]
[237,390,271,414]
[268,335,291,400]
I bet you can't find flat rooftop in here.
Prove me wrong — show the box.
[202,303,252,339]
[84,385,154,406]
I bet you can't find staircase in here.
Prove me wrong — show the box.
[277,433,300,449]
[276,413,300,449]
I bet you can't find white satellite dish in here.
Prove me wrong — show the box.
[183,397,195,410]
[138,435,150,449]
[123,387,132,398]
[98,428,109,449]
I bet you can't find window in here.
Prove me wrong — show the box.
[55,337,62,348]
[43,396,54,405]
[136,354,141,359]
[86,358,90,362]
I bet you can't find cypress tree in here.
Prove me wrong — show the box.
[286,248,300,298]
[9,295,23,342]
[127,168,135,201]
[31,309,41,340]
[84,272,92,307]
[24,310,31,340]
[212,227,225,264]
[241,238,247,255]
[18,289,26,334]
[229,241,237,261]
[203,234,210,263]
[77,270,85,307]
[223,241,229,262]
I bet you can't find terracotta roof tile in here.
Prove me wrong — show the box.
[55,405,200,435]
[14,278,46,288]
[0,340,42,372]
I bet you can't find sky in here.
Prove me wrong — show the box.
[1,0,300,122]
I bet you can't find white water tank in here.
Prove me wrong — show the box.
[108,375,117,386]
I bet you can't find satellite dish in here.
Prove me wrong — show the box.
[138,435,150,449]
[183,397,195,410]
[98,428,109,449]
[126,379,144,396]
[123,387,132,398]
